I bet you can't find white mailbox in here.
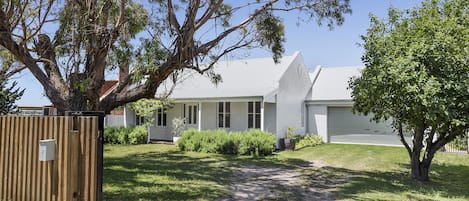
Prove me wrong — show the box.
[39,139,56,161]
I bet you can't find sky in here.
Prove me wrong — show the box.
[13,0,422,106]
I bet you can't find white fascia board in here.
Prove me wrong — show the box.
[309,65,322,87]
[305,99,353,106]
[263,89,278,103]
[99,83,118,101]
[174,96,263,103]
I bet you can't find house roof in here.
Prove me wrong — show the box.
[168,52,300,99]
[100,80,118,98]
[308,66,364,101]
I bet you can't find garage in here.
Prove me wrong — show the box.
[327,106,403,145]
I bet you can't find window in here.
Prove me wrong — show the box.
[218,102,230,128]
[184,104,198,124]
[157,108,167,127]
[248,101,261,129]
[136,115,145,126]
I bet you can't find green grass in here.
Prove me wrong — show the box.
[103,143,469,201]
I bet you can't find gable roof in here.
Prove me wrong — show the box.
[100,80,118,98]
[308,66,364,101]
[168,52,300,99]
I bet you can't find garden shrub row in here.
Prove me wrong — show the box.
[104,126,147,145]
[177,129,276,156]
[295,134,323,149]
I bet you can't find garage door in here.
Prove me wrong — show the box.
[327,107,403,145]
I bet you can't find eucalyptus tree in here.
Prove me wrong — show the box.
[0,0,351,114]
[349,0,469,181]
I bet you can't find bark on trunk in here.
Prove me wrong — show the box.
[410,151,432,182]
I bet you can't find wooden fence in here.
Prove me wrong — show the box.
[0,115,100,201]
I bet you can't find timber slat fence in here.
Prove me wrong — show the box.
[0,116,99,201]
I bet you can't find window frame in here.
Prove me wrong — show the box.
[157,108,167,127]
[217,102,231,128]
[248,101,261,129]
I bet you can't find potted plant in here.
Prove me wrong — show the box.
[172,117,186,144]
[285,126,296,150]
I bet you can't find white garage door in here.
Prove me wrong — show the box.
[327,107,403,145]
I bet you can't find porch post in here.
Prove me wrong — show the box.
[260,102,264,131]
[198,102,202,131]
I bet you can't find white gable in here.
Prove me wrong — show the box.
[168,53,298,99]
[309,66,364,101]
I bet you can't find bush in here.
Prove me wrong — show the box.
[296,134,323,149]
[128,126,148,144]
[178,129,275,156]
[448,133,468,151]
[104,126,148,145]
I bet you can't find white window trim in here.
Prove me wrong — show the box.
[248,101,261,129]
[157,108,167,127]
[217,102,231,128]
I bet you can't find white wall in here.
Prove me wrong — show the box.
[307,105,328,142]
[276,52,312,140]
[230,102,248,131]
[201,102,217,130]
[124,105,135,127]
[264,103,276,134]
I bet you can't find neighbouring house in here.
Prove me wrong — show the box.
[124,51,407,146]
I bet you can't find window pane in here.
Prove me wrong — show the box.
[225,114,230,128]
[158,113,162,126]
[218,114,224,128]
[193,106,197,124]
[255,114,261,129]
[218,102,223,113]
[225,102,230,113]
[188,106,192,124]
[255,102,261,113]
[248,114,253,128]
[183,104,186,118]
[163,113,167,126]
[248,102,253,113]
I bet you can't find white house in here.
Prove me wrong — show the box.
[124,51,406,146]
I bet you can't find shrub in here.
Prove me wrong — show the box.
[104,126,148,145]
[128,126,148,144]
[178,129,275,156]
[448,133,468,151]
[172,117,186,137]
[296,134,323,149]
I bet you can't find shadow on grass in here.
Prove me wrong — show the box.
[104,149,233,201]
[314,162,469,201]
[104,145,469,201]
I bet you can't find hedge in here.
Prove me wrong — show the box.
[104,126,148,145]
[177,129,276,156]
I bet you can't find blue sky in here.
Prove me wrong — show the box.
[14,0,422,106]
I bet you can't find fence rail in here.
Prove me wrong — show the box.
[0,116,99,201]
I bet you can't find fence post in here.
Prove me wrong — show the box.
[66,111,105,201]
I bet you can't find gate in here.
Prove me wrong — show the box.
[0,114,103,201]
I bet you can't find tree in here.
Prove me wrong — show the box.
[129,98,173,128]
[0,0,351,114]
[349,0,469,181]
[0,78,24,115]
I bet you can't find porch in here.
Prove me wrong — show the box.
[148,99,277,141]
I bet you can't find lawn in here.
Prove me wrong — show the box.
[103,143,469,201]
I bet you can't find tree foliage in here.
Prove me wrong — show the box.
[0,77,24,115]
[129,98,173,127]
[349,0,469,181]
[0,0,351,114]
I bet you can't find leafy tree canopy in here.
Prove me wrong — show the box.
[0,0,351,114]
[349,0,469,181]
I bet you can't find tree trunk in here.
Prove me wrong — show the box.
[410,151,432,182]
